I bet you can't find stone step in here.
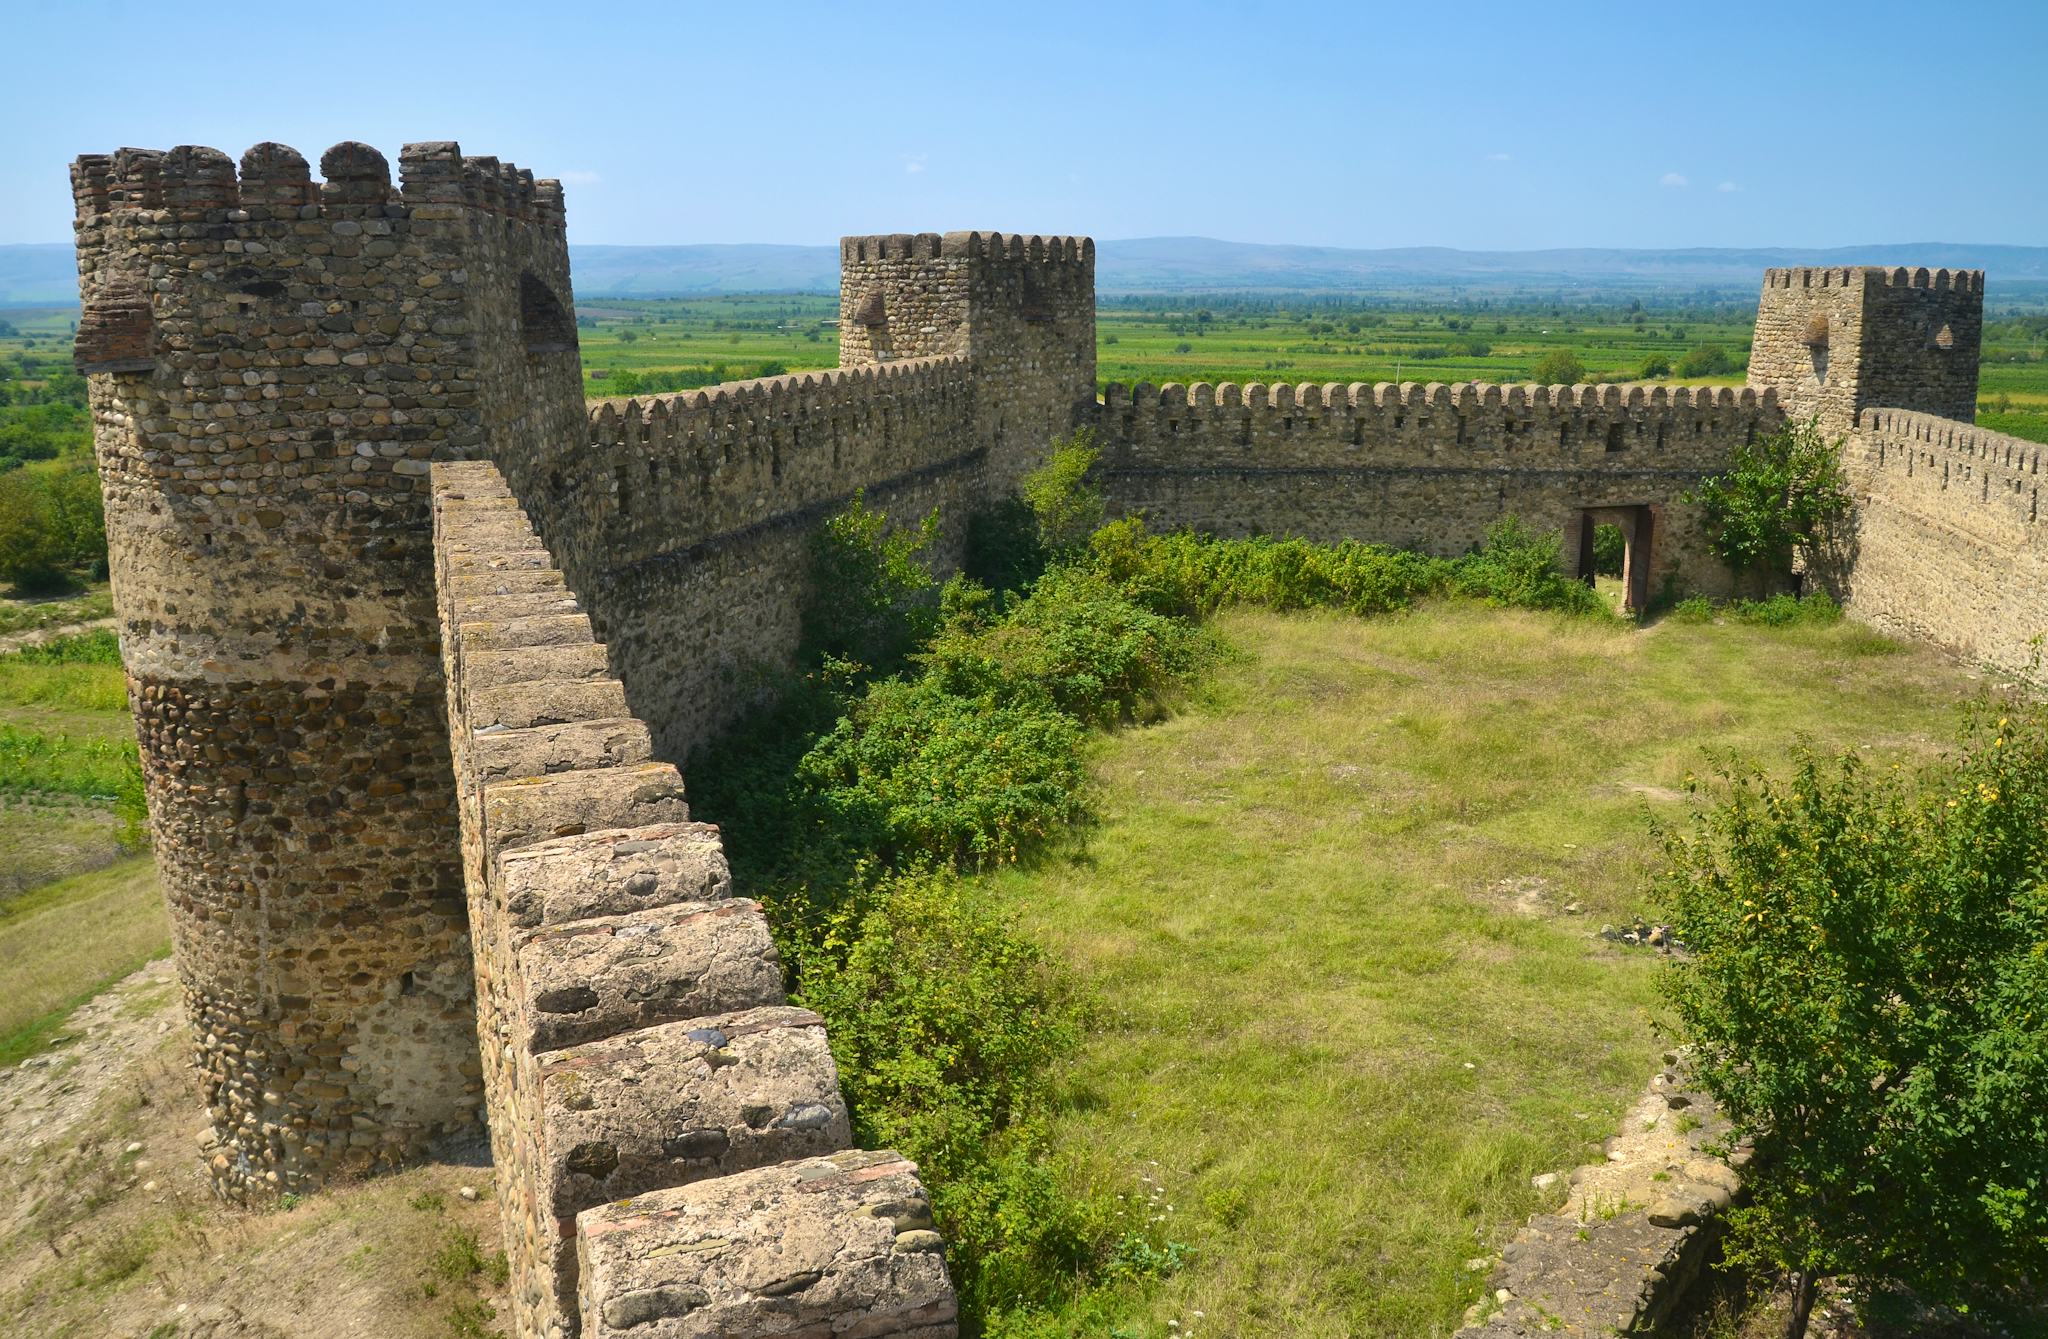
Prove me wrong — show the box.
[509,899,782,1054]
[471,717,651,784]
[536,1005,850,1226]
[464,641,611,688]
[575,1150,957,1339]
[481,761,689,852]
[465,677,630,733]
[497,822,730,929]
[457,611,596,651]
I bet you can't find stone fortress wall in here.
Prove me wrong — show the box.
[432,463,954,1338]
[1096,380,1783,598]
[69,134,2046,1339]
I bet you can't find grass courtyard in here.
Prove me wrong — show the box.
[989,603,1983,1335]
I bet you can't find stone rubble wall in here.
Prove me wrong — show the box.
[1097,381,1785,596]
[70,137,583,1197]
[431,462,956,1339]
[1457,1058,1745,1337]
[1827,408,2046,676]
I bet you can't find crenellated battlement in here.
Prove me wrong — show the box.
[1762,265,1983,293]
[70,139,568,226]
[1106,380,1775,414]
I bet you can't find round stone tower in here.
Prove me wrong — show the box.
[71,139,585,1197]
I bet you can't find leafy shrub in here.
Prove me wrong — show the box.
[1726,591,1841,627]
[1449,517,1608,615]
[0,461,105,592]
[800,492,942,679]
[1637,355,1673,379]
[800,677,1087,869]
[1689,417,1850,584]
[1531,350,1585,385]
[1020,431,1105,555]
[924,565,1206,727]
[1658,695,2048,1333]
[1676,344,1734,377]
[1592,522,1625,577]
[964,497,1047,597]
[1087,519,1445,620]
[1668,595,1716,624]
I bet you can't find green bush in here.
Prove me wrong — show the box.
[0,461,105,592]
[1449,517,1608,615]
[1726,592,1842,627]
[1087,519,1445,620]
[963,497,1046,597]
[800,677,1087,869]
[1676,344,1735,378]
[1689,417,1850,585]
[924,565,1206,728]
[1020,431,1105,555]
[1531,350,1585,385]
[1659,695,2048,1333]
[800,491,942,680]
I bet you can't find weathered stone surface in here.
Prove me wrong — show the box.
[576,1150,959,1339]
[510,901,782,1054]
[536,1005,851,1218]
[498,822,731,928]
[481,763,690,854]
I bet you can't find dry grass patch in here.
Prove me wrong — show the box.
[0,856,169,1066]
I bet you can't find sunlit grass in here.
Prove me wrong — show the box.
[990,603,1978,1336]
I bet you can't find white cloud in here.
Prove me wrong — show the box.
[1659,172,1689,188]
[902,153,928,175]
[1716,181,1740,193]
[556,170,602,186]
[1485,151,1512,162]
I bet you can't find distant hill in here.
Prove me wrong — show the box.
[7,238,2046,306]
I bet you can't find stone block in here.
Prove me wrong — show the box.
[509,899,782,1053]
[497,822,731,927]
[535,1005,850,1220]
[576,1150,958,1339]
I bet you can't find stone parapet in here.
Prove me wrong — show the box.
[431,461,955,1339]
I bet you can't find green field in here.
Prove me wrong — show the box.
[561,294,2048,444]
[988,602,1982,1335]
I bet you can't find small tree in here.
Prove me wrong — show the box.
[1688,416,1849,589]
[1657,696,2048,1337]
[0,469,67,592]
[1019,430,1104,555]
[1677,344,1734,377]
[1531,349,1584,385]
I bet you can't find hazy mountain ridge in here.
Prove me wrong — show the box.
[6,238,2046,305]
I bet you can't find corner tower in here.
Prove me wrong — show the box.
[71,139,585,1198]
[1748,266,1983,431]
[839,230,1096,490]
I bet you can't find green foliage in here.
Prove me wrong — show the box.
[799,491,942,680]
[1677,344,1736,378]
[1086,519,1445,620]
[1449,517,1609,615]
[1689,417,1850,583]
[964,497,1047,597]
[1592,523,1625,576]
[924,566,1207,728]
[1637,355,1673,379]
[801,678,1088,869]
[10,628,121,667]
[1531,349,1585,385]
[1020,431,1106,555]
[1658,695,2048,1328]
[0,461,105,592]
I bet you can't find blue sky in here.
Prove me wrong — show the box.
[4,0,2043,250]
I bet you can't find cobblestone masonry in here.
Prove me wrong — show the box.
[432,462,954,1339]
[71,131,2038,1335]
[72,139,585,1197]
